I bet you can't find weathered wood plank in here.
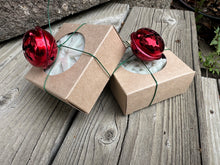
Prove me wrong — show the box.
[201,77,220,165]
[0,3,129,165]
[52,7,201,165]
[61,2,129,32]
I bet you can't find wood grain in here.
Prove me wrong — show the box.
[201,77,220,165]
[52,7,202,165]
[0,3,129,165]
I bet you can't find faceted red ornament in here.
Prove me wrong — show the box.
[130,28,165,61]
[22,26,58,69]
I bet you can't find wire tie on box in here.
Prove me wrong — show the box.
[140,60,158,106]
[113,46,171,107]
[44,0,110,92]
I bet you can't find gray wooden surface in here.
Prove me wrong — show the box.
[201,77,220,165]
[0,3,217,165]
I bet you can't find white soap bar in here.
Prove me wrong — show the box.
[45,33,85,75]
[121,48,167,75]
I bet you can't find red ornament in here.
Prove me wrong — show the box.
[130,28,164,61]
[22,26,58,69]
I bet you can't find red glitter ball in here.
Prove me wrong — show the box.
[22,27,58,69]
[130,28,165,61]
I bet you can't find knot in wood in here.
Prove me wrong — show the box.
[0,94,11,106]
[99,129,116,145]
[163,16,176,25]
[0,88,19,111]
[105,130,114,140]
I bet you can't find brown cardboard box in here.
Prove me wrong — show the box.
[110,49,195,115]
[25,23,125,113]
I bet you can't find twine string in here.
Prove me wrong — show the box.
[112,54,134,75]
[58,23,87,48]
[61,45,111,77]
[113,47,171,107]
[112,52,158,107]
[141,60,158,106]
[43,47,60,91]
[47,0,52,34]
[44,0,110,91]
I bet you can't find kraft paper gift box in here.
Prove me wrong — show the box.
[110,49,195,115]
[25,23,125,113]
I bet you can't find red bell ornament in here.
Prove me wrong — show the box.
[22,26,58,69]
[130,28,165,61]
